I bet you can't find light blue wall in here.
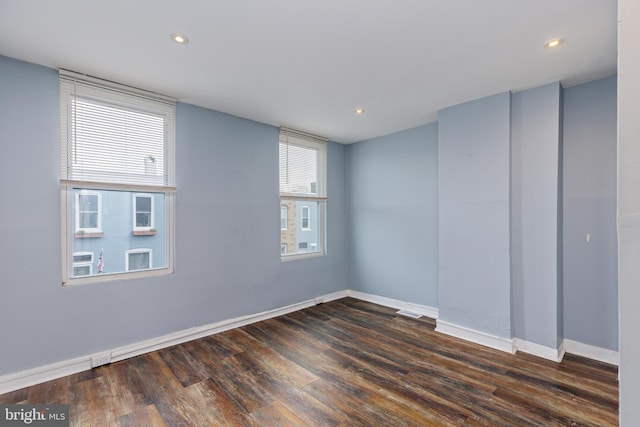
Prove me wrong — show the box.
[563,76,618,351]
[347,124,438,307]
[438,92,512,338]
[0,56,348,375]
[510,83,562,349]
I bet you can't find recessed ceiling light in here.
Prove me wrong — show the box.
[171,33,189,45]
[544,38,563,49]
[355,108,365,115]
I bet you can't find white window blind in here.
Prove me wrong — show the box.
[279,128,327,198]
[59,70,176,191]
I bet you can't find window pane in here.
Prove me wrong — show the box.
[128,252,150,271]
[72,188,165,277]
[279,143,318,194]
[280,198,323,256]
[73,265,91,276]
[136,196,152,212]
[136,213,152,227]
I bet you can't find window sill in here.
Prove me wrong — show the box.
[132,230,157,236]
[281,251,325,262]
[75,232,104,239]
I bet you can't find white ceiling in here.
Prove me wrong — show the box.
[0,1,617,144]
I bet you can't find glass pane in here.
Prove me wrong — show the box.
[73,254,92,263]
[280,198,323,256]
[72,188,165,276]
[73,265,91,276]
[136,196,152,212]
[279,143,318,194]
[128,252,150,271]
[79,194,98,212]
[80,212,98,229]
[136,212,152,227]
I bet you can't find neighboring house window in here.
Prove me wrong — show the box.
[126,249,152,271]
[301,206,311,230]
[60,70,175,285]
[72,252,93,277]
[75,191,102,233]
[279,127,327,260]
[133,193,154,231]
[281,205,287,230]
[281,244,287,255]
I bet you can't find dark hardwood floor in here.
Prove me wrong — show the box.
[0,298,618,426]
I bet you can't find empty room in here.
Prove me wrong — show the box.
[1,1,639,426]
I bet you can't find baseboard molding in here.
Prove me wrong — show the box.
[0,289,618,394]
[563,339,619,366]
[0,294,335,395]
[435,319,516,354]
[514,338,566,362]
[346,290,439,319]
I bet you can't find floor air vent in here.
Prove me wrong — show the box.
[396,309,423,319]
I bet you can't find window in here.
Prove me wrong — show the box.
[301,205,311,230]
[133,193,154,232]
[280,205,287,230]
[72,252,93,277]
[279,128,327,260]
[60,70,175,285]
[75,191,102,234]
[281,244,287,255]
[126,249,152,271]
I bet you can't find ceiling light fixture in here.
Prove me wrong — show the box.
[171,33,189,45]
[544,38,563,49]
[355,108,365,115]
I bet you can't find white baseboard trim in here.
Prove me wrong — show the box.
[0,289,618,395]
[435,319,516,354]
[563,339,619,366]
[346,290,439,319]
[0,293,339,395]
[514,338,566,362]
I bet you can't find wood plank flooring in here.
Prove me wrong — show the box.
[0,298,618,426]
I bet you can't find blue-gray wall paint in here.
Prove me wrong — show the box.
[0,56,348,375]
[437,92,512,338]
[346,124,438,306]
[510,83,562,349]
[562,76,618,351]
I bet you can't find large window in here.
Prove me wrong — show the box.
[279,128,327,260]
[60,70,175,285]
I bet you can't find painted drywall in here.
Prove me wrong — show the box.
[437,92,512,338]
[618,0,640,423]
[346,124,438,307]
[562,76,618,351]
[0,55,348,376]
[510,82,562,349]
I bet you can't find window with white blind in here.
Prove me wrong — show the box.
[60,70,175,285]
[279,127,327,260]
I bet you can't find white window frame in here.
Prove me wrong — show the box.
[125,248,153,271]
[279,127,327,261]
[133,193,155,231]
[280,205,288,230]
[301,205,311,230]
[60,70,175,286]
[72,251,93,277]
[75,190,102,233]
